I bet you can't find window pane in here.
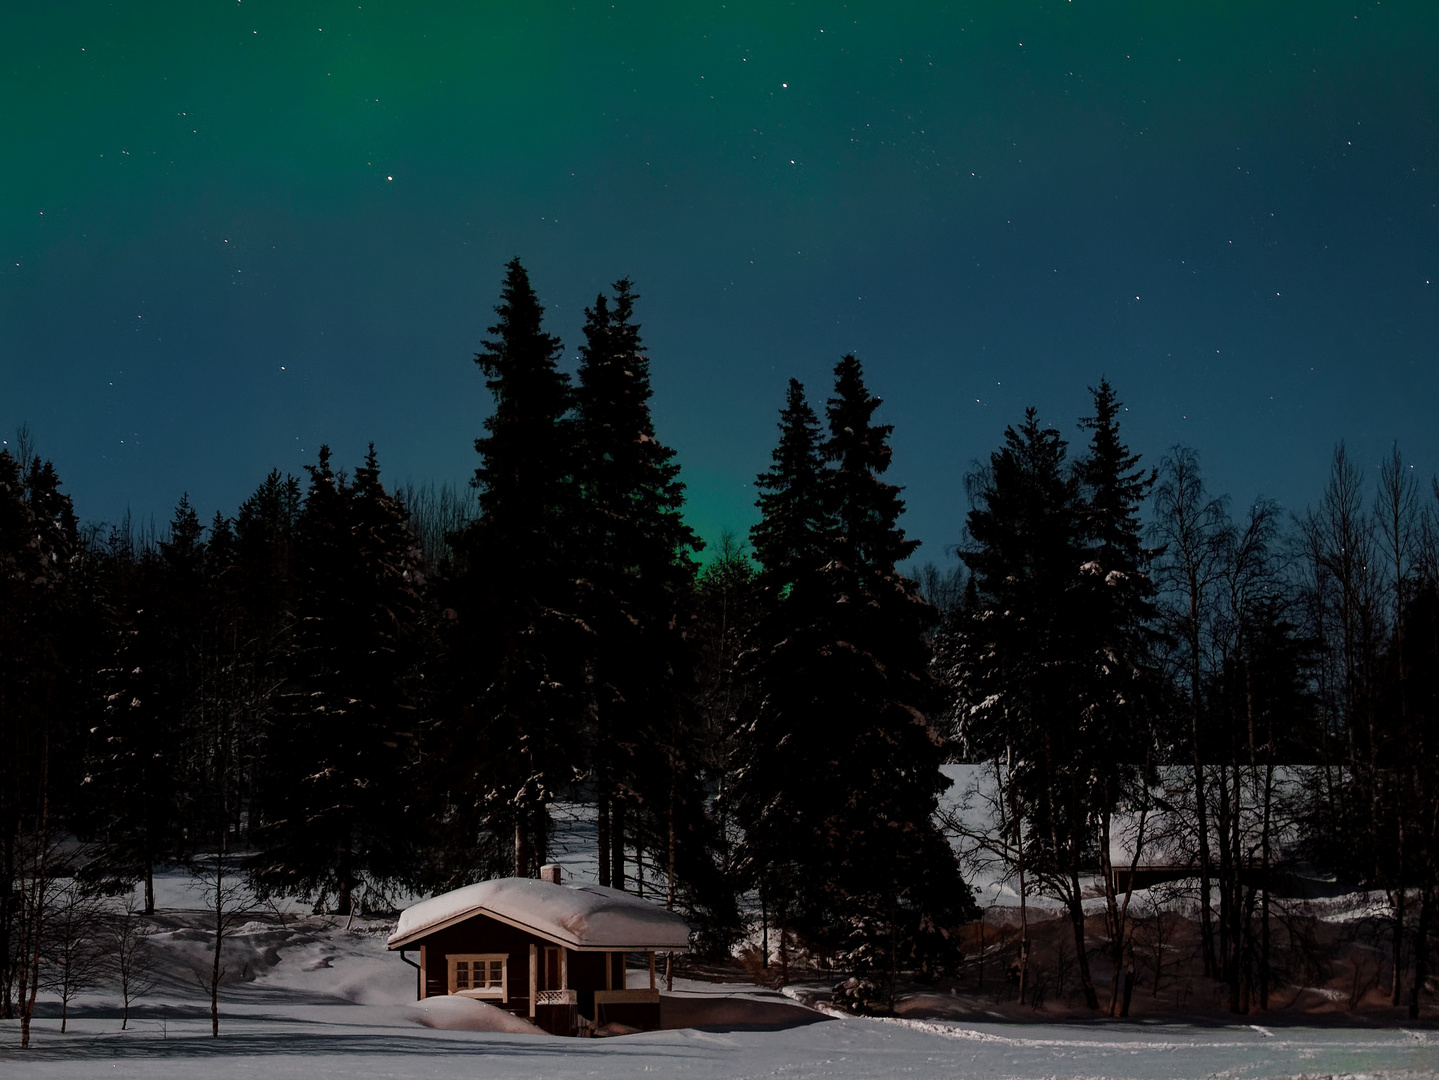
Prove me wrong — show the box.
[489,961,503,985]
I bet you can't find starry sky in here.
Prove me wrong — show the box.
[2,1,1436,562]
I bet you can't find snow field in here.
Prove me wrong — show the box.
[4,890,1435,1079]
[6,998,1436,1079]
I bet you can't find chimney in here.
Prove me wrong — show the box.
[539,864,563,885]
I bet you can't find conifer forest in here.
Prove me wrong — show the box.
[5,258,1439,1030]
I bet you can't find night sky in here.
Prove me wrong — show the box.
[3,2,1436,563]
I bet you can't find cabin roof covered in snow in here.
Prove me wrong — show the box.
[386,878,691,952]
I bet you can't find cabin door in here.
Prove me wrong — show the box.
[529,944,567,1000]
[542,946,561,990]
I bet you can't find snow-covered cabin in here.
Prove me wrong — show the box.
[386,866,691,1035]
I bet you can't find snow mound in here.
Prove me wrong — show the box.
[389,877,691,950]
[405,995,545,1034]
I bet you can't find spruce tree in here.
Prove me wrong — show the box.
[225,470,302,840]
[1075,379,1159,758]
[693,534,760,903]
[1074,379,1161,1014]
[957,407,1100,1006]
[817,356,968,1007]
[445,259,584,880]
[574,279,705,896]
[233,470,302,640]
[750,379,828,595]
[0,446,90,1032]
[85,494,206,911]
[736,356,971,1010]
[734,382,828,963]
[253,446,421,913]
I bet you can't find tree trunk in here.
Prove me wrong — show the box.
[1016,853,1029,1005]
[666,770,676,992]
[1099,804,1123,1016]
[18,733,50,1051]
[514,816,529,879]
[338,834,355,915]
[597,792,611,888]
[1259,764,1273,1011]
[1103,792,1148,1017]
[976,916,986,992]
[778,897,790,987]
[211,715,230,1040]
[1192,679,1216,977]
[611,799,625,891]
[1410,887,1430,1020]
[1,829,13,1020]
[19,896,40,1049]
[211,849,223,1038]
[534,809,549,871]
[1227,763,1244,1013]
[1392,883,1406,1007]
[1067,866,1099,1010]
[1006,750,1029,1005]
[596,716,611,888]
[1194,769,1218,979]
[1214,765,1232,994]
[760,892,769,970]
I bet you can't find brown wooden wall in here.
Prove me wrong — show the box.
[410,914,634,1020]
[418,913,547,1006]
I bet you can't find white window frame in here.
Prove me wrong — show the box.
[448,953,508,1002]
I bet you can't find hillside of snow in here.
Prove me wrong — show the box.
[3,869,1436,1078]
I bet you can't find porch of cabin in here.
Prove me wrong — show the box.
[405,912,664,1035]
[531,948,663,1035]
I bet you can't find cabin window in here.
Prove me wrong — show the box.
[448,953,508,1001]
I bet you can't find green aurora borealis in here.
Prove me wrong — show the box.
[2,1,1437,555]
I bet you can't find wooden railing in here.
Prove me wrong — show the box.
[535,990,577,1006]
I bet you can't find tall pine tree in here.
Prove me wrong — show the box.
[252,446,423,914]
[957,407,1101,1006]
[1074,379,1161,1014]
[574,279,709,904]
[750,379,828,596]
[444,259,584,880]
[736,357,971,1010]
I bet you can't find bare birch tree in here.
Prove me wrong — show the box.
[1151,446,1231,978]
[107,892,158,1030]
[41,877,107,1033]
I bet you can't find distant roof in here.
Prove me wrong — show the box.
[387,877,691,952]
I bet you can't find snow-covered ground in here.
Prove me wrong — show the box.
[6,775,1437,1079]
[6,988,1436,1079]
[4,872,1435,1078]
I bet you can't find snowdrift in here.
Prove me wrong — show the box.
[405,995,545,1034]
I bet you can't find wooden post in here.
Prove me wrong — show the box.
[419,946,428,1000]
[605,951,613,991]
[648,951,655,990]
[529,945,538,1017]
[560,948,568,991]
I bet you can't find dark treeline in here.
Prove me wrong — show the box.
[0,260,966,1039]
[2,259,1436,1037]
[933,396,1439,1019]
